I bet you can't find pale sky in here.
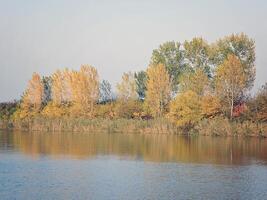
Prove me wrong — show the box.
[0,0,266,101]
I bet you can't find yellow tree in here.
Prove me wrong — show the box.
[169,90,202,128]
[145,63,171,117]
[201,94,221,118]
[179,68,209,96]
[18,73,44,118]
[51,69,71,105]
[116,72,138,101]
[215,54,247,119]
[68,65,99,116]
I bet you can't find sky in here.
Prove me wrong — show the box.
[0,0,266,101]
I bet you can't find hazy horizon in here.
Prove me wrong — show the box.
[1,0,267,102]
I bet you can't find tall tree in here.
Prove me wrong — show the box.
[184,37,211,76]
[134,71,147,100]
[99,80,113,103]
[145,63,171,117]
[211,33,255,88]
[215,54,248,119]
[150,41,185,92]
[17,73,44,118]
[68,65,99,116]
[116,72,138,101]
[51,69,71,105]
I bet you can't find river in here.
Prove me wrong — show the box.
[0,131,267,199]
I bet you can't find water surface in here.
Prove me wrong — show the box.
[1,131,267,199]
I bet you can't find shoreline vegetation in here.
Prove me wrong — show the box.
[1,117,266,137]
[0,33,266,137]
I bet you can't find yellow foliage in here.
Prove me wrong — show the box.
[51,69,71,105]
[116,72,138,101]
[201,94,221,118]
[41,102,69,118]
[169,90,202,127]
[179,68,209,96]
[215,54,247,118]
[15,73,44,119]
[50,65,99,117]
[114,100,143,119]
[68,65,99,117]
[145,63,171,117]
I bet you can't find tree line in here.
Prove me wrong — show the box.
[1,33,266,131]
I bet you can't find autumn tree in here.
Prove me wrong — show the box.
[68,65,99,116]
[145,63,171,117]
[116,72,138,101]
[211,33,255,88]
[215,54,248,119]
[150,41,185,92]
[246,82,267,122]
[178,68,209,96]
[51,69,71,105]
[169,90,202,128]
[201,94,221,118]
[16,73,44,118]
[134,70,147,100]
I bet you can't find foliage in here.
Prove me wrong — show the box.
[169,90,202,128]
[201,94,221,118]
[179,68,209,96]
[67,65,99,117]
[134,71,147,100]
[0,102,18,120]
[215,54,247,119]
[145,63,171,117]
[114,100,143,119]
[211,33,255,88]
[95,102,116,119]
[51,69,71,105]
[41,102,70,118]
[246,82,267,122]
[116,72,138,101]
[150,41,185,92]
[42,76,52,105]
[184,37,211,76]
[14,73,44,119]
[1,33,264,137]
[99,80,113,103]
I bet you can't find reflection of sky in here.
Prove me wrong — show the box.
[1,0,266,101]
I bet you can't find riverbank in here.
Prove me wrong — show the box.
[1,117,266,137]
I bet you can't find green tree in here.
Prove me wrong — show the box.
[211,33,255,88]
[150,41,185,92]
[134,70,147,100]
[184,37,211,76]
[42,76,52,105]
[99,80,113,103]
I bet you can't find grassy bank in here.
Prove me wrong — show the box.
[1,117,179,134]
[1,117,266,137]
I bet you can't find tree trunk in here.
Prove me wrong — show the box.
[230,96,234,120]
